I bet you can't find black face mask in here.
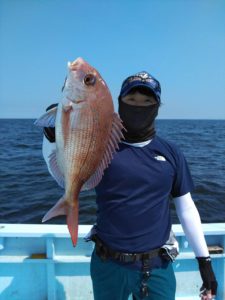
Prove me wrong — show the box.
[118,100,159,143]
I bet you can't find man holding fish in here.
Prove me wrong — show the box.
[36,58,217,300]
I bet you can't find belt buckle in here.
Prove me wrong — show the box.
[121,253,136,263]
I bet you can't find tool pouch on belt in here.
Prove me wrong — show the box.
[160,230,179,262]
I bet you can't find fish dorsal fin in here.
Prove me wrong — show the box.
[34,106,57,127]
[48,150,65,188]
[81,113,124,191]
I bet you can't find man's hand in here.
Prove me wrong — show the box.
[197,257,217,300]
[200,286,216,300]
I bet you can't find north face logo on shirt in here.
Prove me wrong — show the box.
[154,155,166,161]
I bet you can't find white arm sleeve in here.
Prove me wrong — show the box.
[174,192,209,257]
[42,136,56,179]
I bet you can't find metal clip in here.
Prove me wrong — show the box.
[140,271,151,298]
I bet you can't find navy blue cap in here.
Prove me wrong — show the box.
[119,71,161,102]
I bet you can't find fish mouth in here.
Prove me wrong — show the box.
[66,96,86,105]
[74,99,86,104]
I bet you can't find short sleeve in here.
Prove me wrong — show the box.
[171,149,195,198]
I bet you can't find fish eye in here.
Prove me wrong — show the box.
[84,73,96,86]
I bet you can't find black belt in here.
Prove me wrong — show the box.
[91,234,161,263]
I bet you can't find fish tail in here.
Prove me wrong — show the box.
[42,195,79,246]
[66,200,79,247]
[42,196,67,222]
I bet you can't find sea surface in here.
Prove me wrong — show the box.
[0,119,224,225]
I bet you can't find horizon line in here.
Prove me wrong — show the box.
[0,117,224,121]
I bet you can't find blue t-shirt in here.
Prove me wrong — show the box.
[95,135,194,253]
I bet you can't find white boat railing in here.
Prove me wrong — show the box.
[0,223,224,300]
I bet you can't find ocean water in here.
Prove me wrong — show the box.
[0,119,224,225]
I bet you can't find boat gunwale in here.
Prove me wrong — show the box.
[0,223,225,238]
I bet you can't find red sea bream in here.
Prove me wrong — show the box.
[35,57,124,246]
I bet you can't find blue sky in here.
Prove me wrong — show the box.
[0,0,224,119]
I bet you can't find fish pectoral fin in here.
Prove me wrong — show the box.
[34,106,57,127]
[81,112,124,191]
[49,150,65,188]
[81,167,102,191]
[42,196,67,222]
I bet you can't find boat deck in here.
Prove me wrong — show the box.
[0,223,224,299]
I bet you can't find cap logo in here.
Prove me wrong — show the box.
[138,72,149,80]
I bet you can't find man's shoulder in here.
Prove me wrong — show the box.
[154,135,180,153]
[153,136,186,169]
